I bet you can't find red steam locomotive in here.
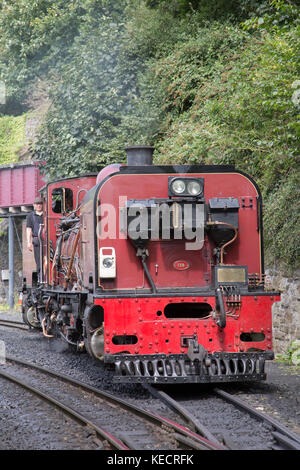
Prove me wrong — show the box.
[22,146,280,383]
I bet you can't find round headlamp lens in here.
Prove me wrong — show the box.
[171,179,186,194]
[187,181,201,196]
[103,257,113,268]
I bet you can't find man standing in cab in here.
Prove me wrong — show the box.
[26,196,44,282]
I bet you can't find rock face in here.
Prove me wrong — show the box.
[266,268,300,355]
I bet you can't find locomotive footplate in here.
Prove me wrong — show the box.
[106,350,274,384]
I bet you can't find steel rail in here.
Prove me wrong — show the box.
[4,355,223,450]
[0,368,129,450]
[0,319,28,330]
[144,385,225,449]
[272,432,300,451]
[214,387,300,450]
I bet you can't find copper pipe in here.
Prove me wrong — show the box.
[63,229,80,289]
[49,312,57,330]
[220,224,238,264]
[207,221,238,264]
[42,317,54,338]
[45,296,51,313]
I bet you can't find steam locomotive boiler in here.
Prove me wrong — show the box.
[22,146,280,383]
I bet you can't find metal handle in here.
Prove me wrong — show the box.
[216,287,226,328]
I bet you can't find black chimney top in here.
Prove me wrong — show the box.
[125,146,154,166]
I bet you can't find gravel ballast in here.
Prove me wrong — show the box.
[0,311,299,450]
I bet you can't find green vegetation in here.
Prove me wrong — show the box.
[0,302,9,311]
[150,23,299,268]
[0,114,27,164]
[0,0,298,269]
[277,340,300,367]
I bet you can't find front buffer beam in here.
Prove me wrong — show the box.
[106,350,274,384]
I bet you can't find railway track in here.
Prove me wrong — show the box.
[214,387,300,450]
[0,319,29,330]
[1,320,298,451]
[146,385,300,451]
[0,355,225,451]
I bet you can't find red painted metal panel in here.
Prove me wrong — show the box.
[0,162,45,208]
[94,294,280,356]
[96,171,262,291]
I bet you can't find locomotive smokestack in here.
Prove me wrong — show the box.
[125,146,154,166]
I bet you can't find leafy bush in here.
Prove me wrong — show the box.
[242,0,300,32]
[0,0,126,112]
[32,17,142,178]
[0,0,298,269]
[149,20,299,267]
[151,24,247,118]
[277,340,300,366]
[0,114,27,163]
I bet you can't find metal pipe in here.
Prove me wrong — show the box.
[38,223,44,283]
[141,254,157,293]
[8,216,14,310]
[216,287,226,328]
[207,220,238,264]
[63,229,80,289]
[41,317,54,338]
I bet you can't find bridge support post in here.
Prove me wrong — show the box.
[8,215,14,310]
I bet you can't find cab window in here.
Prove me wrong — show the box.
[51,188,73,213]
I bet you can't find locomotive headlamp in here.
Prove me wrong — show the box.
[99,247,116,278]
[187,180,201,196]
[171,179,186,194]
[168,177,204,198]
[102,257,113,269]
